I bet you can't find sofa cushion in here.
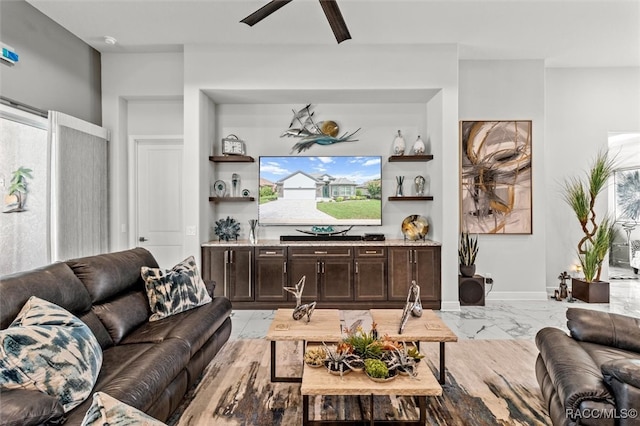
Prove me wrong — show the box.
[567,308,640,353]
[122,296,232,356]
[94,339,191,412]
[0,297,103,412]
[141,256,211,321]
[0,388,65,426]
[92,290,150,344]
[0,262,92,330]
[67,247,158,304]
[81,392,166,426]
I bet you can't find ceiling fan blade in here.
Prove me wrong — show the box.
[240,0,294,26]
[319,0,351,43]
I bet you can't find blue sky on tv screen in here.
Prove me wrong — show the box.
[259,156,381,185]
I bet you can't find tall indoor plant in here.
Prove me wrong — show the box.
[562,150,616,303]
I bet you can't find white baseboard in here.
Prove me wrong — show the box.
[485,291,549,301]
[441,300,461,311]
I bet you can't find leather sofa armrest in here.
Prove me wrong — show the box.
[0,389,65,426]
[567,308,640,353]
[536,327,614,414]
[602,359,640,425]
[603,359,640,389]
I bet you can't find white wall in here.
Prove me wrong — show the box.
[459,60,547,300]
[101,52,184,250]
[545,67,640,287]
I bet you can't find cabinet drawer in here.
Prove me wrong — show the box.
[289,247,352,258]
[257,247,286,258]
[355,247,385,257]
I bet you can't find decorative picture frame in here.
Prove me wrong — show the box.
[459,120,532,234]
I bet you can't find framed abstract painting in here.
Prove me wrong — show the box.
[460,120,532,234]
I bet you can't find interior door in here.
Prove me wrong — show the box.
[136,139,183,268]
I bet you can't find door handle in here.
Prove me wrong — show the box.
[355,261,359,274]
[139,237,148,242]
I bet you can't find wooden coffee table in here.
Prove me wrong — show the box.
[266,308,342,382]
[301,346,442,425]
[369,309,458,384]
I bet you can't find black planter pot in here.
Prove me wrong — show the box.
[460,264,476,277]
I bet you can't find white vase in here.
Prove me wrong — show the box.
[392,130,406,155]
[412,135,426,155]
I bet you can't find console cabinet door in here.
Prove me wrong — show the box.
[414,247,441,302]
[201,246,253,301]
[354,247,386,301]
[321,258,354,302]
[228,248,253,302]
[287,257,319,302]
[388,247,413,301]
[201,246,226,298]
[255,247,288,302]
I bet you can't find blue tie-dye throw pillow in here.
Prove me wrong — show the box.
[141,255,212,321]
[0,296,103,412]
[81,392,166,426]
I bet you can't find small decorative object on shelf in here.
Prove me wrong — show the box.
[399,280,422,334]
[213,216,240,241]
[412,135,426,155]
[231,173,240,197]
[241,188,251,197]
[280,104,360,153]
[248,219,258,244]
[395,175,404,197]
[283,276,317,322]
[392,130,406,155]
[414,175,426,196]
[214,180,226,197]
[221,134,246,155]
[401,215,429,241]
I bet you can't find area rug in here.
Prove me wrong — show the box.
[170,339,550,426]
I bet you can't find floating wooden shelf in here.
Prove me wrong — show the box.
[388,155,434,162]
[388,196,434,201]
[209,197,255,202]
[209,155,255,163]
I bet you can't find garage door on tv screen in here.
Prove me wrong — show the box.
[258,156,382,226]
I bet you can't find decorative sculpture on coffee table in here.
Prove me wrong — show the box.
[399,280,423,334]
[284,276,317,322]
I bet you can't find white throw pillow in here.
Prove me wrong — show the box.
[141,255,212,321]
[81,392,166,426]
[0,297,103,412]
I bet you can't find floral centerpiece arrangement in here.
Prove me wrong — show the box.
[305,323,425,381]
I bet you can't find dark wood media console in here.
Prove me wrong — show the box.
[201,239,442,310]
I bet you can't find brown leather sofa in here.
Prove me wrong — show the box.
[0,248,232,425]
[535,308,640,426]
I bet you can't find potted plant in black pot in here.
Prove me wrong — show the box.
[458,231,478,277]
[562,150,616,303]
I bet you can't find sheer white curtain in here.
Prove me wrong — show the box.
[49,111,110,261]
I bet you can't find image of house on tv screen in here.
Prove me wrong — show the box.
[259,156,382,226]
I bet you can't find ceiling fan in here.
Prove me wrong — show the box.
[240,0,352,44]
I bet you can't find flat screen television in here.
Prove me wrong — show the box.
[258,156,382,226]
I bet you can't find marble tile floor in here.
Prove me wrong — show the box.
[229,270,640,341]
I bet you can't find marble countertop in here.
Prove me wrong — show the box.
[202,238,441,247]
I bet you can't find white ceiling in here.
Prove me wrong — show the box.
[26,0,640,67]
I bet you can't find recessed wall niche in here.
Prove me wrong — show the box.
[203,89,444,242]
